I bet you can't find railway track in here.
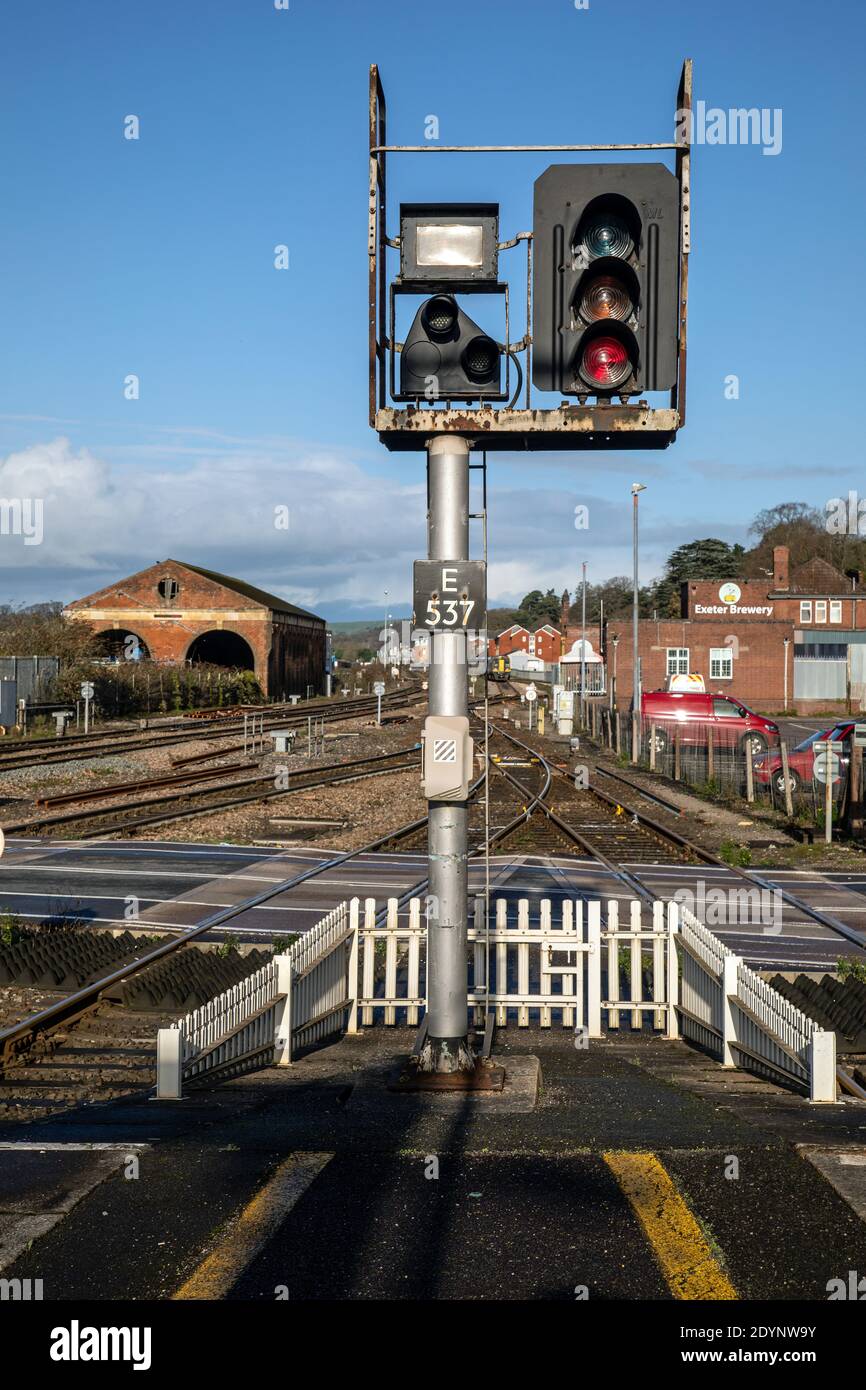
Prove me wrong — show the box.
[3,688,865,1119]
[0,686,421,772]
[479,715,866,954]
[3,744,422,839]
[0,767,444,1116]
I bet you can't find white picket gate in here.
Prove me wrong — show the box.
[156,894,836,1102]
[351,894,679,1037]
[677,906,835,1101]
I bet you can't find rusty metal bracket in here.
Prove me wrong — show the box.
[369,60,692,449]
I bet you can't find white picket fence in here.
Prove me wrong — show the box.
[677,906,836,1101]
[274,902,354,1065]
[157,902,353,1098]
[156,894,837,1102]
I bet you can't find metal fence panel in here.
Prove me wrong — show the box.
[793,657,846,701]
[0,656,60,702]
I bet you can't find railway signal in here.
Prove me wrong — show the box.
[532,164,681,401]
[398,295,503,402]
[396,203,505,405]
[367,60,693,1077]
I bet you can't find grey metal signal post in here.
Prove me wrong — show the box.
[421,435,473,1073]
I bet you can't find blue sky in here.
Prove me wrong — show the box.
[1,0,864,619]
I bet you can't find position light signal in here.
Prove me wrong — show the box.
[532,164,680,401]
[398,294,504,402]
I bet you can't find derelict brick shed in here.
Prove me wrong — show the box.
[63,559,326,700]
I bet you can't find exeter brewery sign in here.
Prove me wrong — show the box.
[694,582,774,617]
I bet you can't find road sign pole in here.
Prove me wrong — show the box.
[421,435,472,1074]
[825,744,833,844]
[848,740,863,837]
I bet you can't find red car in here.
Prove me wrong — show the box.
[640,690,780,757]
[754,722,854,796]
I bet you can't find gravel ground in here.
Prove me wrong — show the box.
[0,985,59,1032]
[0,709,427,847]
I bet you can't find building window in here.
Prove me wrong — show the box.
[815,600,827,623]
[794,642,847,659]
[666,647,689,675]
[158,577,180,602]
[799,600,812,623]
[830,600,842,623]
[709,647,733,680]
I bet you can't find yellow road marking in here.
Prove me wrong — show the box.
[604,1151,737,1301]
[173,1152,332,1301]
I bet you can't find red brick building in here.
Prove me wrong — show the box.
[601,547,866,714]
[64,559,327,700]
[489,623,562,665]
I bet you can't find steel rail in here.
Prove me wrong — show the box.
[0,748,513,1064]
[8,703,861,1067]
[5,750,422,834]
[0,687,420,772]
[35,759,257,809]
[0,687,418,756]
[0,757,458,1061]
[484,721,662,905]
[591,763,685,816]
[5,744,423,836]
[496,718,866,954]
[360,742,553,925]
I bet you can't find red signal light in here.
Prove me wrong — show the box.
[579,336,632,389]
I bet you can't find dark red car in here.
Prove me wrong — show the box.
[640,690,780,757]
[754,722,854,796]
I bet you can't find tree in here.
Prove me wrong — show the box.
[644,538,747,618]
[745,500,866,581]
[663,538,746,584]
[569,576,635,624]
[515,588,561,627]
[0,603,98,661]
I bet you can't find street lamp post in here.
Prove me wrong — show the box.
[631,483,646,763]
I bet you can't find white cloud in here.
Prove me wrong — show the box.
[0,436,425,612]
[0,436,751,616]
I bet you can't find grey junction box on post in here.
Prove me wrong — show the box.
[421,715,474,801]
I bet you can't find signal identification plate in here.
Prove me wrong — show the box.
[413,560,487,632]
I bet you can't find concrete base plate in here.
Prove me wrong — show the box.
[350,1055,540,1113]
[388,1060,505,1093]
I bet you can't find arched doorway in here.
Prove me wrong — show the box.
[93,630,150,662]
[186,630,256,671]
